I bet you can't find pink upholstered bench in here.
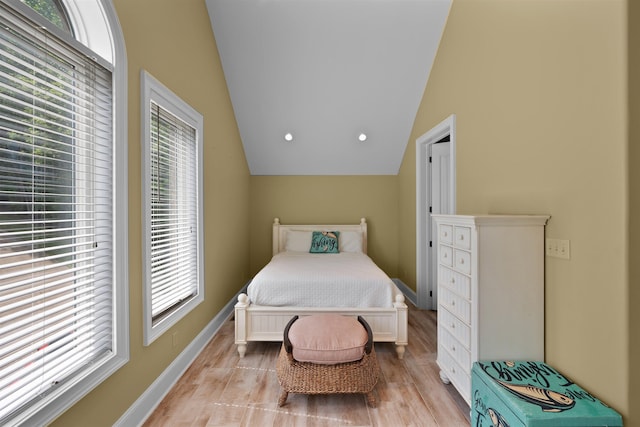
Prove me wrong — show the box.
[276,314,379,407]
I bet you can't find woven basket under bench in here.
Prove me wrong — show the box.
[276,314,380,407]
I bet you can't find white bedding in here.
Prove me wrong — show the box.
[246,252,394,308]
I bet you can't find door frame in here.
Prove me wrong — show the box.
[416,114,456,309]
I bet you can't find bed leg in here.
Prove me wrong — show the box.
[237,344,246,358]
[235,293,250,358]
[395,345,405,360]
[393,293,408,360]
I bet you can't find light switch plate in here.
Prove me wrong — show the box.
[546,238,570,259]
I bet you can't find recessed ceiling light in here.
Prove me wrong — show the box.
[358,133,367,142]
[284,133,293,142]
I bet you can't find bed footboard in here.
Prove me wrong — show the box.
[234,293,408,359]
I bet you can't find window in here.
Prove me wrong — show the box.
[142,71,203,346]
[0,1,127,425]
[20,0,72,34]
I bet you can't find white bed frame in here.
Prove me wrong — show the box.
[234,218,408,359]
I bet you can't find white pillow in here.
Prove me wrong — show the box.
[285,230,312,252]
[339,231,363,253]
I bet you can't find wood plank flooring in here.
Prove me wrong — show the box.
[143,302,471,426]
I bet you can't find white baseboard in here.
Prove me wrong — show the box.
[114,283,249,427]
[392,278,417,306]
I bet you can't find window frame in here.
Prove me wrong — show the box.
[0,0,128,425]
[141,70,204,346]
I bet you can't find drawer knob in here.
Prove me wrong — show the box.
[451,323,455,329]
[451,300,456,306]
[459,259,464,265]
[451,367,456,373]
[443,231,448,237]
[452,345,456,352]
[450,277,455,283]
[443,253,448,258]
[459,235,464,240]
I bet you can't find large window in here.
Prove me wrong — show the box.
[0,1,127,425]
[142,71,203,346]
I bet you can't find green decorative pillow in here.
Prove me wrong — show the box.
[309,231,340,253]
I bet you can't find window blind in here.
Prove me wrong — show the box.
[149,102,198,323]
[0,8,113,421]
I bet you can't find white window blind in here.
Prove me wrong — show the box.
[0,6,114,422]
[149,102,198,320]
[142,70,203,345]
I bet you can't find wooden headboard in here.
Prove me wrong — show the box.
[272,218,368,256]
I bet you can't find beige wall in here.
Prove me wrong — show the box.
[399,0,631,423]
[249,176,399,276]
[628,0,639,424]
[50,0,251,425]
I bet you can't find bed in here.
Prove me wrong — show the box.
[234,218,408,359]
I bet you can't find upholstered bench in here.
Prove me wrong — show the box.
[276,314,379,407]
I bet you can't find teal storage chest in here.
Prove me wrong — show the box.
[471,361,622,427]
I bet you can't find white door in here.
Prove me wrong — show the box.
[416,114,455,310]
[429,140,450,308]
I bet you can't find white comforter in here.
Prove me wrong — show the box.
[246,252,394,308]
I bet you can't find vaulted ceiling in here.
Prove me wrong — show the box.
[205,0,451,175]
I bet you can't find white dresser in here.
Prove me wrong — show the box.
[431,214,549,404]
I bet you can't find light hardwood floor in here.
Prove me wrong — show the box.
[143,302,471,426]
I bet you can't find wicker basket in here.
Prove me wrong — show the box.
[276,315,380,407]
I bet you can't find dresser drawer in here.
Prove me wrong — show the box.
[454,226,471,250]
[437,345,471,403]
[453,249,471,275]
[438,306,471,349]
[438,266,471,299]
[439,327,471,374]
[438,224,453,245]
[439,245,453,267]
[439,287,471,324]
